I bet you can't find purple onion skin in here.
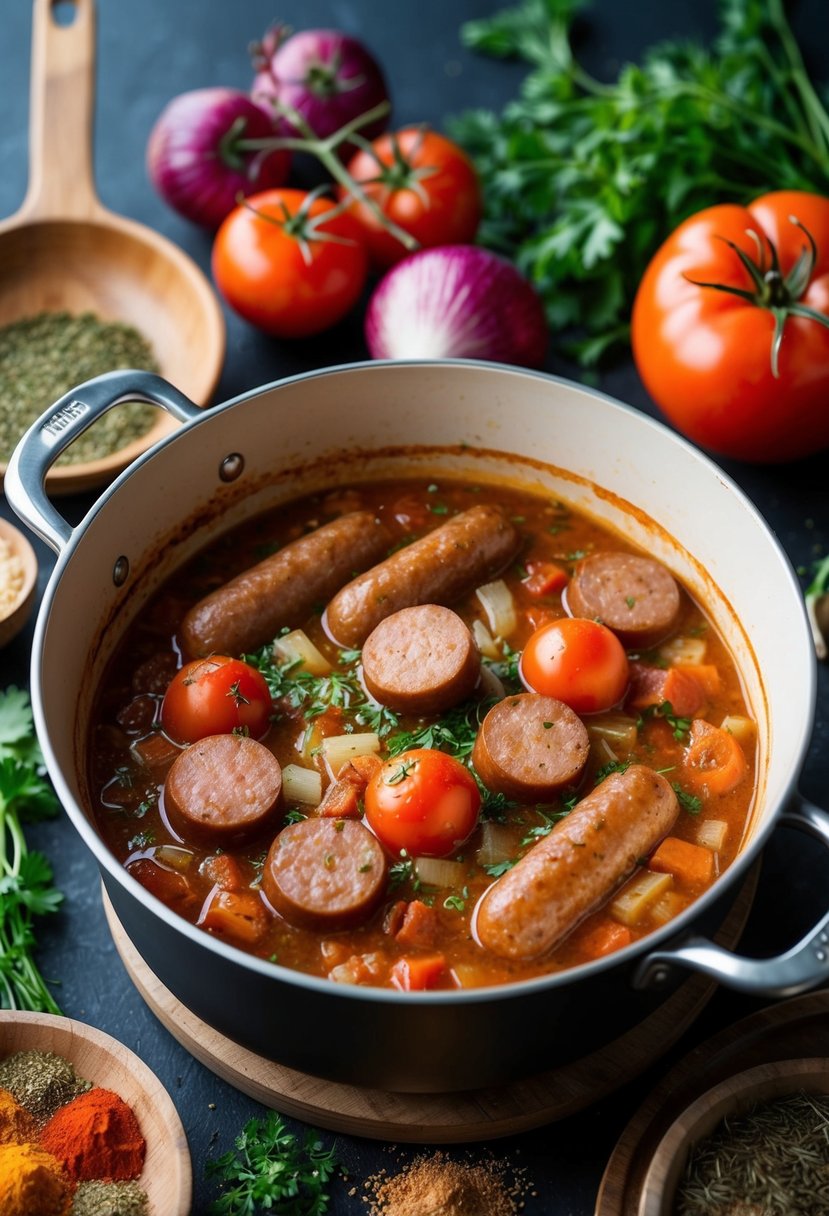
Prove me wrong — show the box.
[251,28,389,144]
[365,246,549,370]
[147,87,290,229]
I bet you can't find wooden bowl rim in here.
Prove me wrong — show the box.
[637,1056,829,1216]
[0,516,38,646]
[0,1009,192,1215]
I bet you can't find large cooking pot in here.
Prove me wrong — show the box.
[7,360,829,1093]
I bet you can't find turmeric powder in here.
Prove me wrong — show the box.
[0,1086,36,1145]
[0,1141,73,1216]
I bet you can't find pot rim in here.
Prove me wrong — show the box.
[27,358,817,1005]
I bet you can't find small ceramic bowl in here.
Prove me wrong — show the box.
[0,1010,191,1216]
[0,517,37,648]
[638,1057,829,1216]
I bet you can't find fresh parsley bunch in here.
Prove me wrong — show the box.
[450,0,829,363]
[0,687,62,1013]
[207,1111,338,1216]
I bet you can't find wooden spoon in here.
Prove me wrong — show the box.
[0,0,225,495]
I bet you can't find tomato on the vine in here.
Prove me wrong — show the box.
[161,656,273,744]
[519,618,629,714]
[364,748,481,858]
[211,188,368,338]
[632,190,829,463]
[340,128,482,269]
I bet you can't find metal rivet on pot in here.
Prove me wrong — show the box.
[112,556,129,587]
[815,949,826,963]
[219,453,245,482]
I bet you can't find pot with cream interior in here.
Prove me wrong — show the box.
[6,360,829,1093]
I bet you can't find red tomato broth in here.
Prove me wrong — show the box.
[86,478,756,989]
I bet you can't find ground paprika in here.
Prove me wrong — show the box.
[39,1087,145,1183]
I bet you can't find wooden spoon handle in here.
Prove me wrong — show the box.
[22,0,100,220]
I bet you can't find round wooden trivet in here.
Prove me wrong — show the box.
[596,986,829,1215]
[103,873,757,1144]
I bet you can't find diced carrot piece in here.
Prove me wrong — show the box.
[574,918,633,960]
[650,836,716,888]
[200,853,245,891]
[390,954,446,991]
[128,858,193,905]
[383,900,407,936]
[345,754,383,784]
[395,900,440,949]
[317,779,361,818]
[130,731,180,770]
[627,663,707,717]
[198,889,269,945]
[684,719,748,796]
[675,663,721,699]
[522,561,569,597]
[524,605,558,633]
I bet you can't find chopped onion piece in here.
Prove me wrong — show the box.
[658,636,707,666]
[585,713,638,751]
[321,732,380,778]
[274,629,332,676]
[476,579,517,640]
[471,619,501,660]
[478,664,506,701]
[611,871,673,926]
[719,715,756,746]
[154,846,193,873]
[413,857,467,888]
[696,819,728,851]
[591,737,618,766]
[282,763,323,806]
[649,889,684,926]
[476,822,517,867]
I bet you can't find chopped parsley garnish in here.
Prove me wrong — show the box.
[639,701,693,741]
[673,783,702,815]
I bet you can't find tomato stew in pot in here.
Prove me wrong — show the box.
[87,478,756,991]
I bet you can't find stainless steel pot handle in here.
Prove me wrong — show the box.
[4,370,201,553]
[634,792,829,997]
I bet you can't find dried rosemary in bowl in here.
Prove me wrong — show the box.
[0,311,159,467]
[676,1089,829,1216]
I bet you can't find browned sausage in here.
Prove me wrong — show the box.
[323,505,521,648]
[565,552,681,648]
[164,734,283,845]
[361,604,481,715]
[180,511,391,657]
[472,694,589,802]
[262,817,387,931]
[474,766,679,960]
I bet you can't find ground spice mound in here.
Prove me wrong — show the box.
[363,1150,527,1216]
[40,1087,146,1183]
[0,1052,90,1126]
[0,1085,36,1144]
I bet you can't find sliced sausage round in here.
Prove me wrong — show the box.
[472,694,589,803]
[323,504,520,648]
[362,604,481,715]
[565,552,681,648]
[180,511,391,658]
[164,734,283,846]
[262,817,388,931]
[474,766,679,960]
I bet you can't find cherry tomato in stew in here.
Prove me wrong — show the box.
[364,748,481,858]
[520,618,629,714]
[161,656,273,744]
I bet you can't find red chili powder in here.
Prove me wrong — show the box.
[39,1087,145,1183]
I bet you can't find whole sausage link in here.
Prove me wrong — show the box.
[180,511,390,657]
[324,504,521,648]
[474,766,679,960]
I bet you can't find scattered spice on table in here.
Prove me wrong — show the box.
[0,1085,36,1145]
[0,1140,73,1216]
[40,1088,146,1184]
[362,1149,529,1215]
[0,311,159,467]
[0,537,25,620]
[677,1089,829,1216]
[0,1052,90,1126]
[71,1179,149,1216]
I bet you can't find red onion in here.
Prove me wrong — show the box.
[147,87,290,229]
[250,26,389,144]
[365,246,549,368]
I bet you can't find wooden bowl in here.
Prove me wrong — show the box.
[0,518,37,648]
[0,1010,191,1215]
[637,1057,829,1216]
[0,0,225,497]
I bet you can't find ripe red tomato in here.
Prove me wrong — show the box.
[364,748,481,858]
[161,656,273,744]
[211,188,368,338]
[340,128,482,269]
[632,190,829,463]
[519,618,629,714]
